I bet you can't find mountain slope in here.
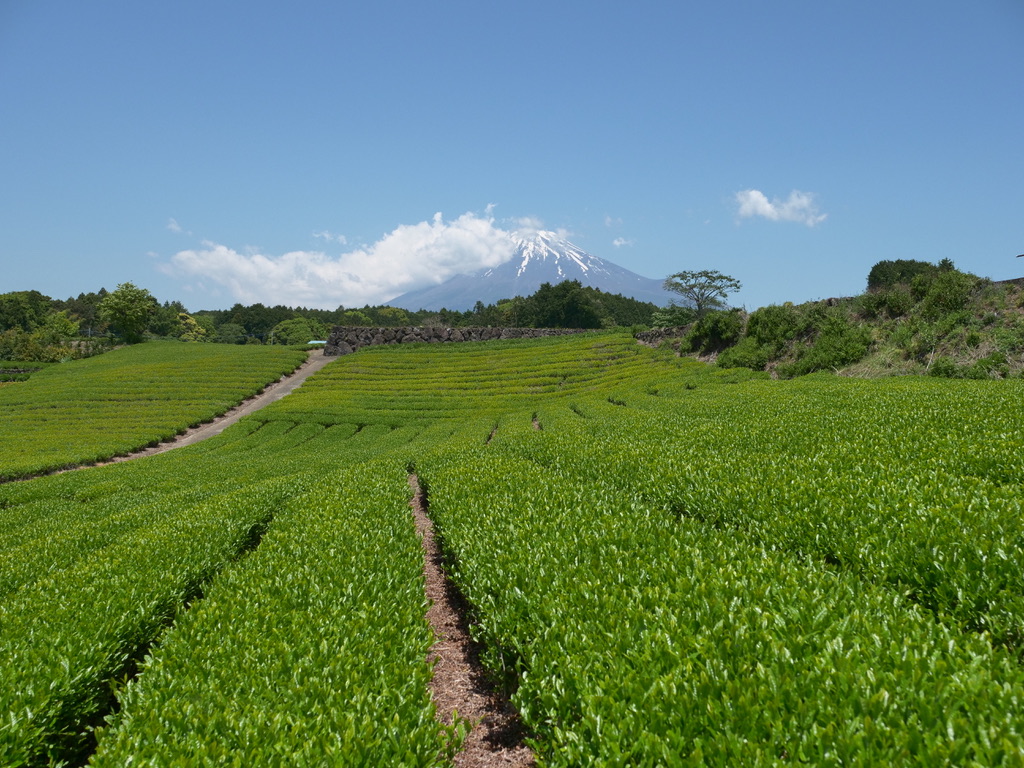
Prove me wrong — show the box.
[389,231,676,311]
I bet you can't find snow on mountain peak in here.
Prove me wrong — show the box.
[508,230,605,277]
[388,227,677,311]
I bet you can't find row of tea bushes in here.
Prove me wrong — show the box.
[90,464,454,766]
[418,446,1024,766]
[0,476,307,766]
[267,333,663,428]
[510,377,1024,647]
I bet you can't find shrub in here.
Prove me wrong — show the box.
[270,317,329,345]
[918,270,976,320]
[746,304,800,350]
[650,304,696,329]
[928,356,960,378]
[882,286,914,318]
[866,259,937,290]
[967,352,1009,380]
[685,309,743,354]
[992,322,1024,354]
[859,288,913,320]
[777,311,871,377]
[716,336,771,371]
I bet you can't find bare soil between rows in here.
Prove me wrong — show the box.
[409,475,535,768]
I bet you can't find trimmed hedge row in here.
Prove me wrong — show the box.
[91,464,454,766]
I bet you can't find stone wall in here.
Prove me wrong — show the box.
[323,326,591,356]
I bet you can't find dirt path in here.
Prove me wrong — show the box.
[26,350,334,478]
[409,475,535,768]
[99,349,335,464]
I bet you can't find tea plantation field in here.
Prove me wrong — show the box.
[1,332,1022,766]
[0,342,308,480]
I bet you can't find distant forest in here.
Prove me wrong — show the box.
[0,280,658,361]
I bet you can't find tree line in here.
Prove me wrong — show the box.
[0,280,661,361]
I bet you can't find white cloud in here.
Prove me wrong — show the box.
[159,211,518,308]
[167,218,194,236]
[612,237,633,248]
[735,189,827,227]
[313,230,348,245]
[510,216,572,241]
[510,216,546,237]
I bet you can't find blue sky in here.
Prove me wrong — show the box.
[1,1,1022,311]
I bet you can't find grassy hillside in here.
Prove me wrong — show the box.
[654,262,1024,379]
[1,332,1022,765]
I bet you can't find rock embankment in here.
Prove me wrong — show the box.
[324,326,589,356]
[634,326,687,346]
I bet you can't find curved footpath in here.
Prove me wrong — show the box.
[88,349,335,469]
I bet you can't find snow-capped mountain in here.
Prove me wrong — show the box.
[389,231,677,311]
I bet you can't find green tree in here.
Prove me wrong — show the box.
[0,290,53,332]
[99,283,157,343]
[32,310,79,346]
[530,281,604,328]
[339,310,374,326]
[663,270,742,319]
[376,306,410,326]
[57,289,108,336]
[213,322,247,344]
[498,296,532,327]
[229,303,293,340]
[270,317,328,345]
[177,313,209,342]
[194,314,216,339]
[149,300,189,337]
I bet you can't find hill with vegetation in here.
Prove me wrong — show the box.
[649,259,1024,378]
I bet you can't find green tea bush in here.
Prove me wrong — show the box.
[91,466,453,766]
[0,477,305,766]
[3,330,1024,765]
[0,342,307,479]
[421,423,1024,766]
